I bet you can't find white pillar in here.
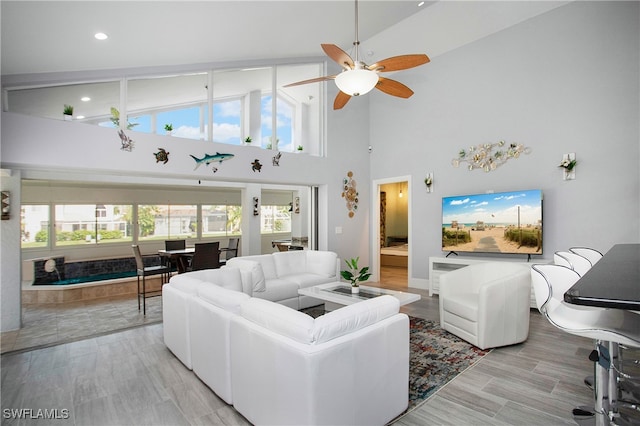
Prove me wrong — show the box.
[1,169,22,331]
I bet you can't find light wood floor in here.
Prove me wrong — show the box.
[0,266,603,425]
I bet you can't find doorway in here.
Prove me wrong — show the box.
[372,177,411,287]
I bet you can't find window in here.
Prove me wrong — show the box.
[138,205,197,241]
[260,205,291,233]
[212,100,241,145]
[202,205,242,237]
[21,205,50,248]
[53,204,133,246]
[5,62,324,155]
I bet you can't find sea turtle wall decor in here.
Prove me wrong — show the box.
[153,148,170,164]
[251,159,263,172]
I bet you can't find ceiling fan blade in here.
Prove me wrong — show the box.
[375,77,414,99]
[283,75,336,88]
[333,91,352,110]
[368,54,430,72]
[321,44,355,70]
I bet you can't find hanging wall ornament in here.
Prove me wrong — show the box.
[117,129,134,152]
[341,171,359,218]
[272,152,282,166]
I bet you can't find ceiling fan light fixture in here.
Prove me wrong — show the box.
[335,69,379,96]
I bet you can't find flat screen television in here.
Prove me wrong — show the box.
[442,189,543,255]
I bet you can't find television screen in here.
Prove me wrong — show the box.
[442,189,543,255]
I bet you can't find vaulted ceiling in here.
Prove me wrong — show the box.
[1,1,430,77]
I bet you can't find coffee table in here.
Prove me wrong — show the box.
[298,282,421,311]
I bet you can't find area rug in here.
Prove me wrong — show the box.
[405,316,489,413]
[301,306,489,418]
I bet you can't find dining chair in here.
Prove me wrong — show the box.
[570,247,604,266]
[132,244,170,315]
[165,239,186,272]
[189,242,221,271]
[554,250,593,276]
[220,238,239,265]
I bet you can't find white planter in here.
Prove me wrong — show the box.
[351,286,359,294]
[63,114,72,121]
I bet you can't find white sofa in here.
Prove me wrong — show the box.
[163,250,339,369]
[230,295,409,426]
[439,262,531,350]
[226,249,340,309]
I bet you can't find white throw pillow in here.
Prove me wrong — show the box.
[226,258,266,292]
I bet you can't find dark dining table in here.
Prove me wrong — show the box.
[563,243,640,425]
[158,248,195,274]
[564,243,640,309]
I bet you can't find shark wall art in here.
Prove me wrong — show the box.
[190,152,235,173]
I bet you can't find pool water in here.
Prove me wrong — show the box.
[35,271,137,286]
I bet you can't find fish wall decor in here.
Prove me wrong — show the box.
[190,152,235,172]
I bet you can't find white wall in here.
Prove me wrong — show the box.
[0,170,22,331]
[368,1,640,282]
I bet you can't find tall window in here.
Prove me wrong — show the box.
[138,205,197,241]
[21,205,50,248]
[5,62,324,154]
[53,204,132,245]
[202,205,242,237]
[260,205,291,233]
[212,100,241,145]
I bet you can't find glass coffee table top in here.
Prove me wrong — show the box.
[299,282,420,307]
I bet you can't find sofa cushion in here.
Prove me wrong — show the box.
[313,295,400,344]
[168,275,204,294]
[240,294,400,345]
[194,268,244,293]
[251,279,299,303]
[442,292,478,322]
[240,298,315,344]
[305,250,338,278]
[225,258,266,292]
[284,273,336,289]
[273,251,306,277]
[197,284,250,314]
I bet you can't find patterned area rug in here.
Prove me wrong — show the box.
[405,316,489,413]
[301,306,489,418]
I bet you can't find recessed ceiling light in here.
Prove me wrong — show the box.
[81,97,91,102]
[94,32,108,41]
[418,1,425,6]
[76,115,85,120]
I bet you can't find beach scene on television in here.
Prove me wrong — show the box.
[442,189,543,254]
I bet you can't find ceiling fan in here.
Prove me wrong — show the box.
[284,0,430,110]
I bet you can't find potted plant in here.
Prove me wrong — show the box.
[340,257,372,294]
[63,104,74,121]
[164,124,173,135]
[244,136,252,145]
[296,145,304,153]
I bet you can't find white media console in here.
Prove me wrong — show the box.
[429,255,541,308]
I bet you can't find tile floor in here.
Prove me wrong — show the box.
[1,295,162,354]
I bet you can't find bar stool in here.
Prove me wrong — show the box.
[554,250,593,276]
[531,264,640,424]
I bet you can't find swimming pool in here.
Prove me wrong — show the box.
[36,270,138,286]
